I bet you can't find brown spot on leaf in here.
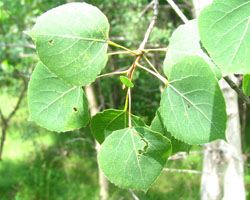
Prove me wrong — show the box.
[48,39,54,45]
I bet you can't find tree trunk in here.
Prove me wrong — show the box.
[85,85,109,200]
[191,1,246,199]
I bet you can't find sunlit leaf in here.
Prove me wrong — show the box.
[164,19,221,80]
[199,0,250,74]
[28,63,89,132]
[26,3,109,86]
[160,56,227,145]
[98,127,171,191]
[120,76,134,88]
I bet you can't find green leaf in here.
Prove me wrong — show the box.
[150,110,191,154]
[98,127,171,192]
[28,63,89,132]
[120,76,134,88]
[198,0,250,74]
[160,56,227,145]
[164,19,221,80]
[243,74,250,96]
[26,3,109,86]
[90,109,146,144]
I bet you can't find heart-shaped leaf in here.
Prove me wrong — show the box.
[26,3,109,86]
[98,127,171,192]
[28,63,89,132]
[199,0,250,74]
[164,19,221,80]
[160,56,227,145]
[90,109,146,144]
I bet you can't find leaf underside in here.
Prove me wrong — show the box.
[27,2,110,86]
[160,56,227,145]
[28,63,89,132]
[198,0,250,74]
[98,127,171,192]
[90,109,146,144]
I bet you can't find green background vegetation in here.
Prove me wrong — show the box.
[0,0,249,199]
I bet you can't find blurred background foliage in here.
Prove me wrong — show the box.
[0,0,249,199]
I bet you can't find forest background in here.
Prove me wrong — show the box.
[0,0,249,199]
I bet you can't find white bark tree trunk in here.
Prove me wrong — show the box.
[85,85,109,200]
[191,1,246,200]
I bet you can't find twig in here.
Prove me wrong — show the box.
[129,189,140,200]
[107,51,134,56]
[168,151,203,160]
[166,0,189,24]
[139,0,159,50]
[7,81,28,121]
[224,76,250,107]
[136,62,168,84]
[0,80,27,160]
[142,48,167,52]
[163,168,202,174]
[143,54,160,74]
[108,41,138,55]
[64,138,93,144]
[97,70,128,79]
[140,0,154,17]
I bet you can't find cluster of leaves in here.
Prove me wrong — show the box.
[26,0,250,192]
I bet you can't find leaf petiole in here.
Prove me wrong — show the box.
[96,70,128,79]
[108,40,139,55]
[136,62,168,85]
[142,48,168,52]
[143,54,161,75]
[107,51,135,56]
[128,87,132,128]
[124,89,129,112]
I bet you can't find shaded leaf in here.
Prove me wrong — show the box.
[150,110,191,154]
[28,63,89,132]
[160,56,227,145]
[90,109,146,144]
[199,0,250,74]
[27,3,109,86]
[98,127,171,191]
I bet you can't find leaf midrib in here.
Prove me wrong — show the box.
[168,84,221,135]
